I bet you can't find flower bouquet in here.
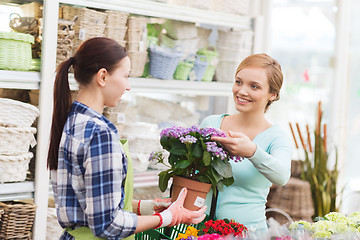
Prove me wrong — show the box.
[152,125,242,210]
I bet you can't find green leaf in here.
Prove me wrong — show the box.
[202,151,211,166]
[158,170,171,192]
[192,143,203,158]
[222,177,234,187]
[212,159,233,178]
[175,160,191,169]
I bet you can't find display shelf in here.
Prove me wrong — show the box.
[69,74,233,96]
[59,0,252,30]
[0,70,40,90]
[0,181,35,202]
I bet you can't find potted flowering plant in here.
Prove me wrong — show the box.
[153,125,242,210]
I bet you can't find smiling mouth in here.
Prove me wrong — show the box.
[236,97,251,104]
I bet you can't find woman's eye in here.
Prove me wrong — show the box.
[251,85,258,89]
[235,80,241,85]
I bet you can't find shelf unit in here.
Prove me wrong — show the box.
[0,1,264,239]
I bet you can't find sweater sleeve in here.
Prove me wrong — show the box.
[248,135,293,186]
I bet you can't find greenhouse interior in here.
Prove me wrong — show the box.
[0,0,360,239]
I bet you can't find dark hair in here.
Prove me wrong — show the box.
[235,53,283,112]
[48,37,128,170]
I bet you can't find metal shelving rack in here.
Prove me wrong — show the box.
[0,1,263,239]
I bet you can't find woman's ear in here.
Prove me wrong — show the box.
[96,68,107,87]
[269,92,277,101]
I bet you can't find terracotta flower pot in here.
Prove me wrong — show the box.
[171,175,211,211]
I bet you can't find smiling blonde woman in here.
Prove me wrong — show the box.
[201,53,293,232]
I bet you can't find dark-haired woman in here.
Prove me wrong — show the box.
[48,37,206,240]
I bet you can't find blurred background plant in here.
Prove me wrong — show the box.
[290,101,339,218]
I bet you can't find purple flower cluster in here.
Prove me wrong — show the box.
[179,237,196,240]
[180,135,198,144]
[199,127,226,138]
[206,142,227,161]
[160,126,189,138]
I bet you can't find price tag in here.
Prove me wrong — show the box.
[194,196,205,208]
[79,29,86,40]
[117,113,126,124]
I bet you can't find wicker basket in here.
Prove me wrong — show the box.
[57,19,75,67]
[217,30,253,54]
[127,16,147,31]
[20,2,43,19]
[0,98,39,127]
[197,27,211,49]
[173,59,194,80]
[104,26,127,42]
[197,46,218,82]
[163,20,197,40]
[0,32,34,71]
[0,201,37,239]
[0,152,33,183]
[211,0,250,15]
[267,177,314,222]
[128,51,148,77]
[0,126,37,155]
[193,55,208,81]
[105,10,128,27]
[149,45,182,79]
[62,6,107,53]
[215,60,239,82]
[160,33,199,60]
[217,46,251,62]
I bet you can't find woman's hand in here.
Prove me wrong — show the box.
[159,188,207,227]
[138,198,172,215]
[211,131,257,158]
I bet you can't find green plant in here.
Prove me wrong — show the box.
[152,126,242,194]
[290,102,339,218]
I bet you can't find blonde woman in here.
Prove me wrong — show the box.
[201,53,292,232]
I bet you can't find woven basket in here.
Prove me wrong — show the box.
[197,46,218,81]
[0,152,33,183]
[126,41,147,52]
[128,51,148,77]
[218,46,250,62]
[0,201,37,239]
[218,30,253,53]
[197,27,211,49]
[0,126,37,155]
[19,2,43,19]
[215,60,239,82]
[267,178,314,222]
[105,10,128,27]
[104,26,127,42]
[0,32,34,71]
[193,55,208,81]
[62,6,107,53]
[0,98,39,127]
[57,19,75,68]
[174,59,194,80]
[127,16,147,31]
[160,33,199,60]
[163,20,197,40]
[211,0,250,15]
[149,45,182,79]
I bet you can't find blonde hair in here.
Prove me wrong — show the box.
[235,53,283,112]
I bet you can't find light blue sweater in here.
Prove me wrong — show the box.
[200,114,292,230]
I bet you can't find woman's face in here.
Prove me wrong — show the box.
[103,56,131,107]
[232,67,276,114]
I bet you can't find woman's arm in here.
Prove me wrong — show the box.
[212,130,292,186]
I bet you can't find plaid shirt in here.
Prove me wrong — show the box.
[51,101,137,239]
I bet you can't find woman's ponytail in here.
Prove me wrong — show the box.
[47,58,73,170]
